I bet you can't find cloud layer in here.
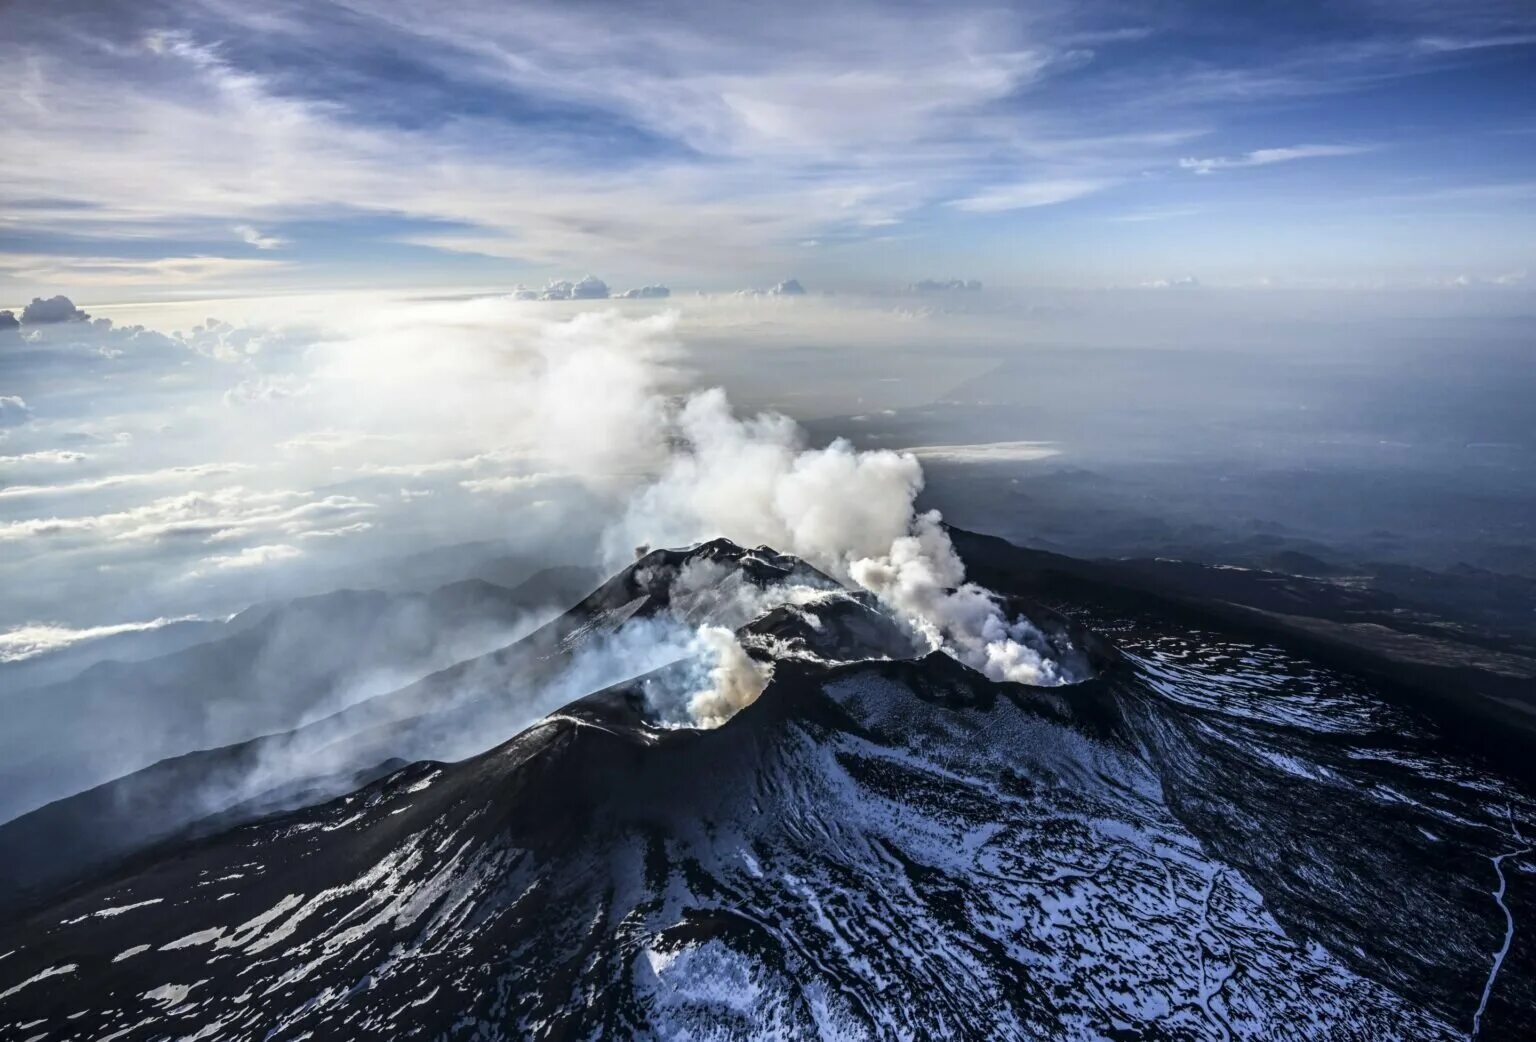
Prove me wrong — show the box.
[4,1,1530,294]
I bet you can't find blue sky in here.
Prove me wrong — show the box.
[3,0,1534,300]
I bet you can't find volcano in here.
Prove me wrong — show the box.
[1,533,1532,1040]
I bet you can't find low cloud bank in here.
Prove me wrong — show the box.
[736,278,807,297]
[511,275,611,300]
[617,285,671,299]
[20,295,90,324]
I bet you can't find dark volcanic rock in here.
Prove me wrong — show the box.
[1,534,1532,1040]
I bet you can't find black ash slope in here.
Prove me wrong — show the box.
[0,542,836,911]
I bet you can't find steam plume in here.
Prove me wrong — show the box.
[667,625,774,729]
[600,382,1072,695]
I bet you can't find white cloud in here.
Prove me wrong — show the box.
[947,178,1113,213]
[354,449,524,478]
[234,224,287,250]
[537,275,610,300]
[351,4,1058,164]
[0,463,250,501]
[0,254,287,287]
[296,521,374,539]
[277,430,402,454]
[0,449,91,466]
[223,375,311,405]
[736,278,808,297]
[0,616,204,663]
[901,441,1060,463]
[1446,268,1530,288]
[1414,33,1536,54]
[0,35,925,275]
[0,0,1526,294]
[20,295,90,324]
[0,4,1228,287]
[0,487,375,544]
[1178,144,1371,175]
[458,474,554,495]
[185,543,302,577]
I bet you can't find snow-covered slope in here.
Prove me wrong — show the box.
[1,537,1531,1040]
[0,541,867,907]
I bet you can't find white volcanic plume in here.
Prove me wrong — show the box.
[603,387,1070,689]
[172,302,1070,740]
[678,624,776,728]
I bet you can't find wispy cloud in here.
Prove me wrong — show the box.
[354,449,526,478]
[0,9,1078,278]
[0,487,374,544]
[234,225,287,250]
[948,179,1115,213]
[901,441,1060,463]
[1414,33,1536,54]
[0,615,204,663]
[1375,180,1536,205]
[1106,207,1200,223]
[0,3,1257,288]
[1446,268,1528,288]
[0,0,1530,290]
[184,543,302,578]
[459,474,555,494]
[1179,144,1372,175]
[0,253,287,286]
[0,450,90,467]
[0,463,250,501]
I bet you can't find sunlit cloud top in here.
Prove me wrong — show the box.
[3,0,1534,299]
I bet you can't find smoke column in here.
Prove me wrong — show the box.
[324,303,1076,731]
[601,386,1071,691]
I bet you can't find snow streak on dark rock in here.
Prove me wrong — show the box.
[0,536,1531,1040]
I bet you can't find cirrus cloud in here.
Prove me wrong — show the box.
[947,178,1115,213]
[184,543,302,578]
[1178,144,1372,175]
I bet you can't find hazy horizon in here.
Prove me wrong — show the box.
[4,284,1533,652]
